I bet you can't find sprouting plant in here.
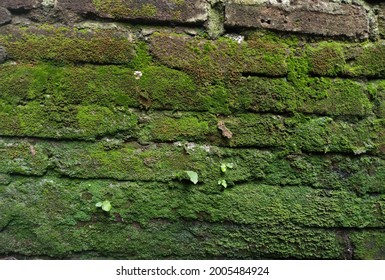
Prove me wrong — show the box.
[218,179,227,188]
[221,162,234,173]
[185,171,198,184]
[95,200,112,212]
[218,162,235,190]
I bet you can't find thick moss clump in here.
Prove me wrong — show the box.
[230,76,372,117]
[3,176,385,258]
[0,25,135,64]
[150,32,289,83]
[0,139,48,175]
[0,63,214,113]
[2,137,385,194]
[0,102,138,140]
[350,231,385,259]
[308,42,346,76]
[308,41,385,78]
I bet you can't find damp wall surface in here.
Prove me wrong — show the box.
[1,0,385,259]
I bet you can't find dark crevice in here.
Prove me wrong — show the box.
[241,72,287,78]
[81,12,205,28]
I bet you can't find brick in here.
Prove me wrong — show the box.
[225,1,369,39]
[0,46,6,63]
[308,41,385,78]
[56,0,208,24]
[0,7,10,26]
[0,139,48,176]
[350,231,385,259]
[150,33,288,82]
[0,24,136,64]
[378,4,385,39]
[0,0,39,10]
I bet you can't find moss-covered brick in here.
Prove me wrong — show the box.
[0,102,138,140]
[308,42,346,76]
[42,141,269,184]
[1,177,385,243]
[230,76,372,117]
[2,137,384,194]
[0,24,136,64]
[90,0,208,24]
[308,41,385,78]
[139,112,218,143]
[350,231,385,259]
[0,62,373,117]
[150,32,289,83]
[0,139,48,176]
[2,175,384,258]
[0,63,221,113]
[225,114,382,154]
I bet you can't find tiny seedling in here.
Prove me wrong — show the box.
[218,179,228,188]
[95,200,112,212]
[185,171,198,184]
[220,162,234,173]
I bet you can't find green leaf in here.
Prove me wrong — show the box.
[220,163,227,173]
[101,200,112,212]
[226,163,234,169]
[218,179,227,188]
[95,202,103,207]
[185,171,198,184]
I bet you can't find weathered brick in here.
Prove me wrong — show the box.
[0,7,10,26]
[0,0,39,10]
[0,46,6,63]
[378,3,385,39]
[0,139,48,176]
[56,0,208,24]
[350,231,385,259]
[225,1,370,39]
[0,24,136,64]
[150,33,288,82]
[308,41,385,78]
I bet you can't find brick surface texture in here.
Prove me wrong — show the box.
[0,0,385,260]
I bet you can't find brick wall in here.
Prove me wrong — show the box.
[1,0,385,259]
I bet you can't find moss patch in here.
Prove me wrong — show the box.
[0,25,135,64]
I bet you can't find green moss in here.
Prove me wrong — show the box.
[0,140,48,175]
[141,112,218,143]
[307,40,385,78]
[230,76,371,117]
[150,32,288,83]
[350,231,385,259]
[92,0,157,18]
[3,176,385,258]
[0,101,138,140]
[308,42,345,76]
[0,25,135,64]
[0,63,204,113]
[345,43,385,77]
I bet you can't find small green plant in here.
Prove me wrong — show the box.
[220,162,234,173]
[219,162,235,190]
[218,179,228,188]
[95,200,112,212]
[185,171,198,184]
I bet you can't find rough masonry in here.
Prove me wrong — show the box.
[1,0,385,259]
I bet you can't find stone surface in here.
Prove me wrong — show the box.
[225,1,370,38]
[0,7,11,25]
[0,0,39,10]
[2,0,385,261]
[378,3,385,39]
[56,0,208,24]
[0,46,6,63]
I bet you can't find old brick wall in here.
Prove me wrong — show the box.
[1,0,385,259]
